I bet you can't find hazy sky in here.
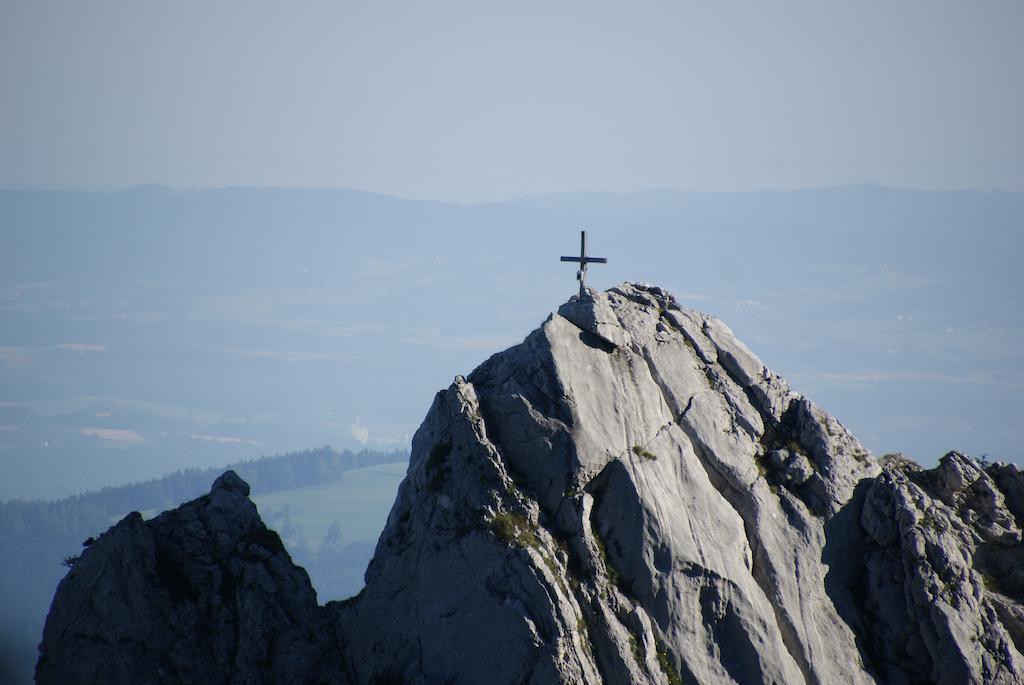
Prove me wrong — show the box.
[2,1,1022,202]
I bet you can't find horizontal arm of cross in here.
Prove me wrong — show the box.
[560,256,607,263]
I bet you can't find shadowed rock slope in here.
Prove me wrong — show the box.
[38,284,1024,684]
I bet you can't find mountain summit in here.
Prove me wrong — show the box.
[38,284,1024,684]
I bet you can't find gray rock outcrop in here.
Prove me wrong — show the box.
[36,471,341,684]
[861,453,1024,683]
[37,283,1024,684]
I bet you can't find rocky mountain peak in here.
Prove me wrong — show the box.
[37,283,1024,684]
[36,469,338,683]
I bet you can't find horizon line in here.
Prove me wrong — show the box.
[0,181,1021,206]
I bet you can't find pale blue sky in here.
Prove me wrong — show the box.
[2,1,1022,202]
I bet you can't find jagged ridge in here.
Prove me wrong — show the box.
[37,284,1024,685]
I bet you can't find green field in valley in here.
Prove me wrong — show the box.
[252,461,408,549]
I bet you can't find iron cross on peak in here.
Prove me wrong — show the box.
[560,230,607,299]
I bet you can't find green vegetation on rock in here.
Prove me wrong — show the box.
[632,445,657,461]
[490,512,539,549]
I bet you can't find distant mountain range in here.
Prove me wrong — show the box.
[1,184,1021,500]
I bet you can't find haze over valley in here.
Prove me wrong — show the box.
[1,185,1022,502]
[3,3,1023,682]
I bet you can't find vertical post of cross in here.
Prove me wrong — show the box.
[578,231,587,296]
[560,230,608,299]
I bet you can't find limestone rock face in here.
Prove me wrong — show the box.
[861,453,1024,684]
[37,284,1024,685]
[339,283,883,685]
[36,471,341,685]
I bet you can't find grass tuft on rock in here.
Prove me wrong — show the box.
[632,445,657,461]
[490,512,539,549]
[882,452,922,472]
[629,633,646,667]
[592,528,626,591]
[656,642,683,685]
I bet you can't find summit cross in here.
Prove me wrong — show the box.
[560,230,607,299]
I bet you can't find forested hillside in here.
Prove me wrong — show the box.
[0,446,406,684]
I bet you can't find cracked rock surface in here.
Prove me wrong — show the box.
[36,471,341,684]
[37,283,1024,684]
